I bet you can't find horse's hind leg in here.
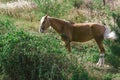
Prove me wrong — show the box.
[95,38,105,67]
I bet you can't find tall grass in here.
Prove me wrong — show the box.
[0,0,37,21]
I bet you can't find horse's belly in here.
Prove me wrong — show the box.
[72,35,93,42]
[72,28,93,42]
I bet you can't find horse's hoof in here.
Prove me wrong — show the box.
[96,56,104,67]
[96,63,104,67]
[96,60,104,67]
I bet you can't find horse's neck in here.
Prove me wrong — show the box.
[49,17,65,34]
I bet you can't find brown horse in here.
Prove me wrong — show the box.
[39,15,117,67]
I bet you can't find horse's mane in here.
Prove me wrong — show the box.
[49,17,75,24]
[63,19,75,24]
[67,20,75,24]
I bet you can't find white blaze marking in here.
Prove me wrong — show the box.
[40,16,46,25]
[39,16,46,33]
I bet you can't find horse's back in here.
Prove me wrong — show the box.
[73,23,105,36]
[71,23,105,42]
[71,23,93,42]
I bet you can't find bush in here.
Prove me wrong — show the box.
[105,8,120,68]
[103,73,112,80]
[0,20,94,80]
[109,8,120,56]
[0,19,15,35]
[0,30,79,80]
[71,66,89,80]
[106,54,120,68]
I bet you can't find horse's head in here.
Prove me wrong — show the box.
[39,15,50,33]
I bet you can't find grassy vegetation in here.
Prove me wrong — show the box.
[0,0,120,80]
[0,19,96,80]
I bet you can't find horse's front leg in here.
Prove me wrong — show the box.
[65,40,71,52]
[61,34,71,52]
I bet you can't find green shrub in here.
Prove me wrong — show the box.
[0,19,15,35]
[71,66,89,80]
[105,8,120,68]
[34,0,72,17]
[106,54,120,68]
[103,73,112,80]
[0,20,94,80]
[109,8,120,56]
[0,30,63,80]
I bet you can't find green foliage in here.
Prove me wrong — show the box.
[109,9,120,56]
[34,0,72,17]
[0,19,15,35]
[71,66,89,80]
[106,54,120,68]
[104,6,112,17]
[105,8,120,68]
[71,13,86,23]
[88,0,103,10]
[0,19,94,80]
[103,73,112,80]
[0,0,13,3]
[0,1,120,80]
[70,0,84,8]
[72,42,99,63]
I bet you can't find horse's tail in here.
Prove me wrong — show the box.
[104,26,117,40]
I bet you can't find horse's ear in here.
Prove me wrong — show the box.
[45,15,48,19]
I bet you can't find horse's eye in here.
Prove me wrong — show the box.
[43,21,45,24]
[41,27,44,30]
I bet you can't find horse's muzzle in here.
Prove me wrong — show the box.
[40,29,44,33]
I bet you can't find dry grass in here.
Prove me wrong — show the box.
[0,0,37,9]
[15,20,39,32]
[0,0,39,33]
[0,0,37,21]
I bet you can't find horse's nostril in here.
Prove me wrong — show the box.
[41,27,44,30]
[40,29,44,33]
